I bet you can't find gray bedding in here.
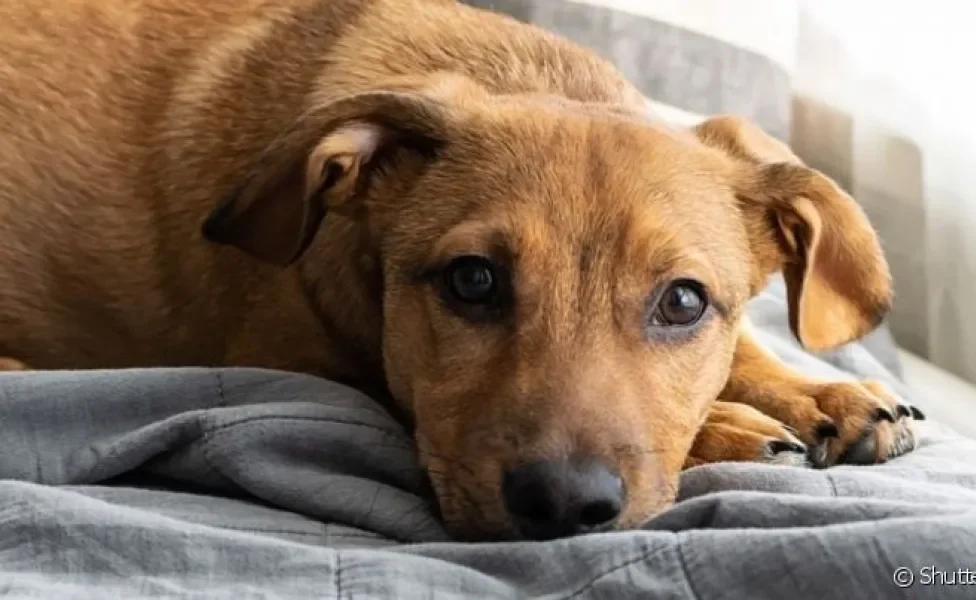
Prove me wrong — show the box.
[2,278,976,599]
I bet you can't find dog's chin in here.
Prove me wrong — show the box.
[445,513,635,543]
[429,475,677,542]
[444,521,520,543]
[438,504,520,543]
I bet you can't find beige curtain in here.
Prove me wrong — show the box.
[792,0,976,383]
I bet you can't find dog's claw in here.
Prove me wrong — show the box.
[807,442,829,469]
[874,407,897,423]
[895,404,911,418]
[769,440,806,455]
[815,420,839,441]
[838,432,879,465]
[910,406,927,420]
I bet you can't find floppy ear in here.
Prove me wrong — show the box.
[202,91,450,266]
[695,116,892,350]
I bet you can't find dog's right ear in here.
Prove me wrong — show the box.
[202,91,452,266]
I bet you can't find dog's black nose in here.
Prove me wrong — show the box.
[502,458,624,540]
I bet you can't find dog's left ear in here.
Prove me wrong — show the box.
[695,116,892,350]
[202,90,452,266]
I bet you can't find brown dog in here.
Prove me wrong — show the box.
[0,0,919,541]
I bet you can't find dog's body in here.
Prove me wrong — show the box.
[0,0,919,540]
[1,0,497,377]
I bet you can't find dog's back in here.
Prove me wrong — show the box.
[0,0,336,369]
[0,0,641,372]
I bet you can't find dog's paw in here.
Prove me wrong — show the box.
[770,379,922,468]
[685,401,809,469]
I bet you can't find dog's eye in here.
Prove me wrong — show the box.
[445,256,498,304]
[652,281,707,327]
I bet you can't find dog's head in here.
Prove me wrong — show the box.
[203,79,890,540]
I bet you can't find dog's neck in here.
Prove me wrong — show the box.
[315,0,643,108]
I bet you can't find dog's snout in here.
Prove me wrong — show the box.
[502,458,624,540]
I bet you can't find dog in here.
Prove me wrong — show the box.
[0,0,920,541]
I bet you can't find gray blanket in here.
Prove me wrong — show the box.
[2,279,976,599]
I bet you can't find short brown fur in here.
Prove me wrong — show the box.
[0,0,917,540]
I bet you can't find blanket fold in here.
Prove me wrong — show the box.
[1,279,974,598]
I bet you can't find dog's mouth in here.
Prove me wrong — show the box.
[420,450,676,541]
[421,454,522,542]
[414,429,682,540]
[423,466,518,542]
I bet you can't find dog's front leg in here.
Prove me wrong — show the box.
[715,324,922,468]
[685,400,810,469]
